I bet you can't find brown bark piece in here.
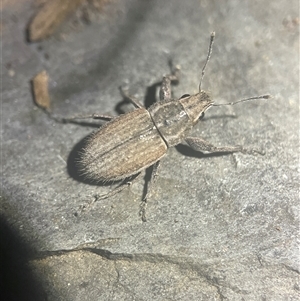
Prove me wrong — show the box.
[32,70,51,110]
[29,0,85,41]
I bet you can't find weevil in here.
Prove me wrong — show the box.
[59,32,270,221]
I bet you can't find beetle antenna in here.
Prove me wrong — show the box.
[212,94,272,106]
[199,32,215,93]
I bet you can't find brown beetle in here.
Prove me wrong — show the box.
[62,32,270,221]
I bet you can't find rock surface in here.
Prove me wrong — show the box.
[1,0,299,300]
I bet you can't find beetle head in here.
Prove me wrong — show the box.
[179,91,213,125]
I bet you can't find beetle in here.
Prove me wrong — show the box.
[61,32,270,221]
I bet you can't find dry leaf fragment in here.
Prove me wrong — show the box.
[32,70,51,110]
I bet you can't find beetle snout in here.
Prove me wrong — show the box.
[179,92,213,124]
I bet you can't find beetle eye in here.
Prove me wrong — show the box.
[180,94,190,99]
[199,112,205,120]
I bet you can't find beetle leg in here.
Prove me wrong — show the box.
[185,137,265,155]
[119,86,144,108]
[159,65,180,102]
[93,173,143,202]
[140,160,161,222]
[91,114,114,120]
[167,63,181,84]
[159,76,172,101]
[61,113,113,122]
[46,110,114,123]
[75,174,143,216]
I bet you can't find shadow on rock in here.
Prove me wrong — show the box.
[0,216,46,301]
